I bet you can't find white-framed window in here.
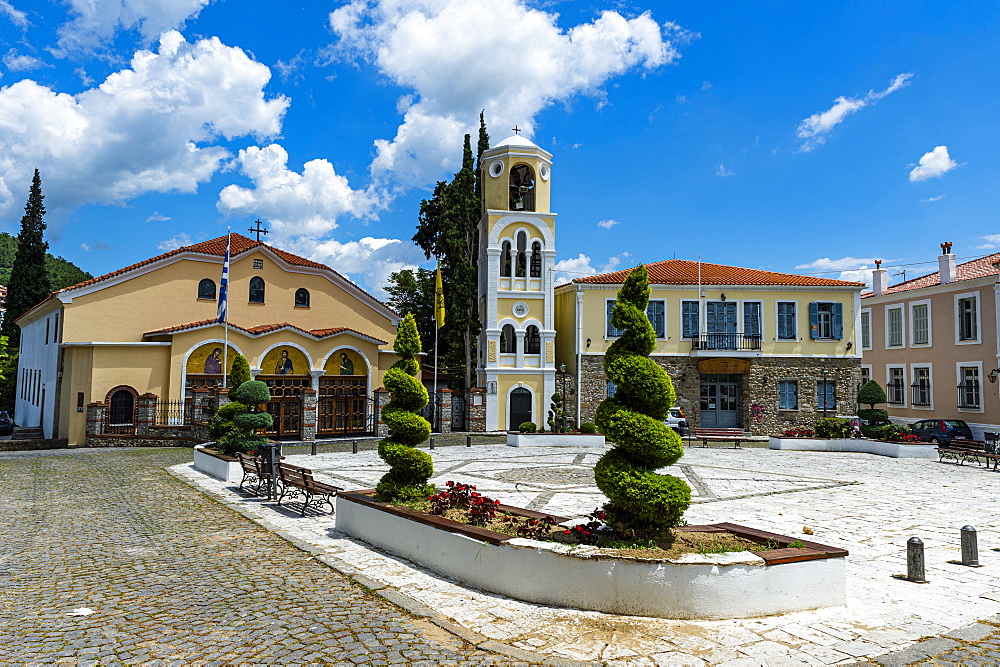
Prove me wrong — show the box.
[607,299,666,338]
[743,301,762,341]
[809,302,843,340]
[681,300,699,338]
[886,365,906,406]
[910,364,933,409]
[778,380,798,410]
[860,309,871,349]
[955,292,980,344]
[777,301,797,340]
[910,300,931,347]
[956,363,983,411]
[886,306,904,348]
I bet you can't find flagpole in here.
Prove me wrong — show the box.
[219,229,231,388]
[434,259,445,433]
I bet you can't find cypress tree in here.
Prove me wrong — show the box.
[2,170,51,348]
[474,111,490,208]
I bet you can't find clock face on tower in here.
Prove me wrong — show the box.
[512,302,528,318]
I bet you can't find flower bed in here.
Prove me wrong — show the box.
[506,432,606,447]
[335,490,848,619]
[768,437,936,458]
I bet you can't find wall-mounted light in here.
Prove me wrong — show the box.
[586,338,592,348]
[720,293,726,302]
[762,374,770,384]
[989,369,1000,384]
[846,341,853,351]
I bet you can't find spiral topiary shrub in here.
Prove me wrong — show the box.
[593,265,691,539]
[215,380,273,455]
[376,313,434,501]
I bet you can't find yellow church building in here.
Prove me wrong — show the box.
[15,233,401,445]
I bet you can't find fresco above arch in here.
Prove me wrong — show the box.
[261,346,309,375]
[186,343,240,375]
[324,349,364,376]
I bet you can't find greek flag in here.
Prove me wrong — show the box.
[216,234,230,323]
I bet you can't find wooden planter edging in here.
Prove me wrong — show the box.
[192,444,241,482]
[677,523,849,565]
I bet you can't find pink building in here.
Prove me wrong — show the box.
[861,243,999,438]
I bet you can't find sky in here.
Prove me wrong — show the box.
[0,1,997,297]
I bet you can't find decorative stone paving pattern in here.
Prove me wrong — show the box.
[0,448,513,665]
[218,444,999,665]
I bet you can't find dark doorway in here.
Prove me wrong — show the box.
[700,374,740,428]
[509,388,532,430]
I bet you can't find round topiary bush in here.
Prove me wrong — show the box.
[593,265,691,539]
[579,422,598,434]
[215,381,273,455]
[376,314,434,501]
[858,380,887,410]
[519,421,537,433]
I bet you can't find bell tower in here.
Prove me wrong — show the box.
[477,132,556,431]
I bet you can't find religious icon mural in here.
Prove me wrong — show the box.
[261,346,309,376]
[186,343,240,375]
[324,349,364,376]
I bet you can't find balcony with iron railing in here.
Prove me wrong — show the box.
[690,332,763,356]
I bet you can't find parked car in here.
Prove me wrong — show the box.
[910,419,974,444]
[665,407,689,435]
[0,411,12,436]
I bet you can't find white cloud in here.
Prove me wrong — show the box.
[80,241,110,251]
[922,194,946,202]
[217,143,383,238]
[56,0,210,53]
[0,1,27,29]
[716,163,733,177]
[146,211,171,222]
[908,145,958,182]
[157,232,195,251]
[0,32,288,223]
[297,236,427,298]
[795,256,883,285]
[597,219,619,229]
[3,50,46,71]
[329,0,690,187]
[977,234,1000,250]
[796,73,912,151]
[553,252,630,283]
[701,81,712,91]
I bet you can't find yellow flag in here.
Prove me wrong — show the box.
[434,263,446,328]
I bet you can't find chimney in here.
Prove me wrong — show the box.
[939,242,957,284]
[872,259,888,296]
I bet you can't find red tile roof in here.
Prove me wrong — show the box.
[143,319,387,344]
[864,253,1000,297]
[573,259,864,287]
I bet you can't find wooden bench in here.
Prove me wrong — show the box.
[277,463,344,516]
[936,439,989,467]
[236,451,275,496]
[688,428,746,449]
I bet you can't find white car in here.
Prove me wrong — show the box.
[665,407,688,435]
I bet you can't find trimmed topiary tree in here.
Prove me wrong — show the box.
[216,380,273,455]
[857,379,889,422]
[229,353,251,392]
[593,265,691,540]
[376,314,434,501]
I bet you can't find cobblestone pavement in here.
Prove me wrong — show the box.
[868,617,1000,665]
[0,447,516,665]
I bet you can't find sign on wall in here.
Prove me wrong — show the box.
[697,358,751,375]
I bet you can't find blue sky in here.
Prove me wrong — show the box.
[0,1,997,295]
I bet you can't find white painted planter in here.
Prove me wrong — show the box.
[768,437,937,459]
[506,432,606,447]
[193,444,242,481]
[336,494,846,619]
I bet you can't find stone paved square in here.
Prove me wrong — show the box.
[174,442,1000,664]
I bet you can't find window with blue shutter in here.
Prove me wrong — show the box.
[682,301,699,338]
[808,302,819,339]
[607,299,666,338]
[743,302,761,337]
[833,303,843,339]
[777,302,796,340]
[778,380,798,409]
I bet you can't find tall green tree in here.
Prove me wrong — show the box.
[474,111,490,207]
[412,131,484,390]
[2,170,51,347]
[385,268,437,354]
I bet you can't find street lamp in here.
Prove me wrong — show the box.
[820,368,830,418]
[988,369,1000,384]
[558,362,567,432]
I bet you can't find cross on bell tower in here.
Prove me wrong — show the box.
[248,219,269,242]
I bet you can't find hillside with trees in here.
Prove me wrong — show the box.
[0,232,92,292]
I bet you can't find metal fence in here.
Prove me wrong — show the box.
[155,399,192,426]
